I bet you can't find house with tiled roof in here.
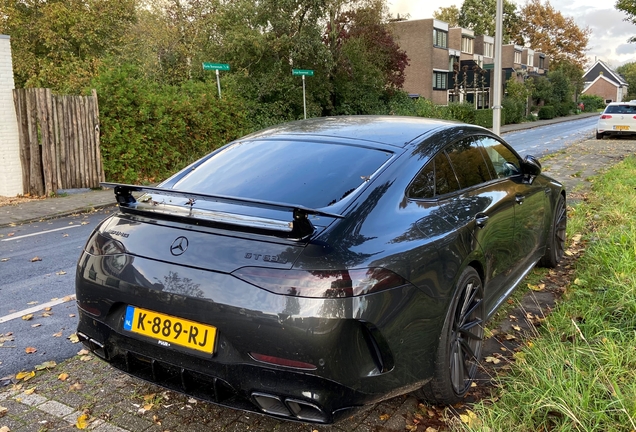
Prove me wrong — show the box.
[582,60,629,103]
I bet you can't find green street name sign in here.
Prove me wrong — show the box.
[292,69,314,76]
[203,62,230,71]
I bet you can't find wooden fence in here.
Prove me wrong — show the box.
[13,88,104,196]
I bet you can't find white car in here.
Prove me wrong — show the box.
[596,101,636,139]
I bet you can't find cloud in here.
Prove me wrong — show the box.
[616,43,635,56]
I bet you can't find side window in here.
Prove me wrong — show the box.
[408,152,460,199]
[479,136,521,178]
[445,138,493,189]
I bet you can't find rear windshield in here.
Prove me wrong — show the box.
[605,104,636,114]
[173,140,393,208]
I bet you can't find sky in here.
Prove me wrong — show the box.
[388,0,636,68]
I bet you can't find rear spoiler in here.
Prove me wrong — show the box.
[101,182,344,240]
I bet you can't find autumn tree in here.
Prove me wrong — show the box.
[0,0,137,92]
[616,62,636,99]
[325,2,408,115]
[518,0,590,69]
[458,0,521,43]
[616,0,636,42]
[433,5,459,27]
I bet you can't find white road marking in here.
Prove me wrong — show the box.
[0,295,76,324]
[1,225,81,242]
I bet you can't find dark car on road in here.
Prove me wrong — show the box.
[76,116,566,424]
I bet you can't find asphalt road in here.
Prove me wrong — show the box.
[0,209,114,377]
[503,116,597,156]
[0,116,598,379]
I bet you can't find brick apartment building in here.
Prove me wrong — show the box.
[389,18,549,108]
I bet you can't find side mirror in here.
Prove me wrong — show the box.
[521,155,542,176]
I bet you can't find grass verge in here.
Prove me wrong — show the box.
[466,155,636,431]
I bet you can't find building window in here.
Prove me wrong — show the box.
[514,51,522,64]
[527,54,534,67]
[449,55,459,72]
[433,71,447,90]
[461,37,473,54]
[538,56,545,69]
[483,42,494,58]
[433,29,448,48]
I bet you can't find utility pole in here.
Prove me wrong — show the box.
[492,0,504,136]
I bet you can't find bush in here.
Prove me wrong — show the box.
[93,64,250,184]
[538,106,556,119]
[579,94,605,112]
[474,109,493,127]
[442,102,476,124]
[502,97,525,124]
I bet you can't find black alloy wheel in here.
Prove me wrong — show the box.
[417,267,484,404]
[540,194,567,268]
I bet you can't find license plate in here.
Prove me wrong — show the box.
[123,306,216,354]
[614,125,630,131]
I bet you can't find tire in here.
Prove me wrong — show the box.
[415,267,484,404]
[596,131,603,139]
[539,194,567,268]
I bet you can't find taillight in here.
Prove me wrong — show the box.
[85,232,126,255]
[600,114,612,119]
[231,267,409,298]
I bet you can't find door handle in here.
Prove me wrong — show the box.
[515,194,525,204]
[475,213,489,228]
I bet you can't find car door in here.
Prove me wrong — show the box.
[479,136,546,275]
[440,137,519,310]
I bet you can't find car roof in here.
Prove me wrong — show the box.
[239,115,470,148]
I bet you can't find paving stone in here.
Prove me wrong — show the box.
[38,400,75,418]
[92,422,130,432]
[14,392,47,407]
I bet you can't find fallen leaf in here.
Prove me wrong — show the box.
[53,331,63,337]
[21,314,33,321]
[504,333,516,340]
[35,361,56,370]
[485,356,501,364]
[24,387,35,395]
[31,323,41,328]
[80,355,92,362]
[27,301,38,305]
[30,256,42,262]
[68,333,80,343]
[63,234,69,237]
[58,373,69,381]
[62,296,72,302]
[0,405,7,418]
[0,258,9,262]
[76,413,89,429]
[512,325,522,331]
[56,270,66,275]
[459,409,480,426]
[69,383,83,391]
[143,393,156,402]
[69,314,76,318]
[77,349,89,356]
[15,371,35,381]
[25,347,37,354]
[425,428,439,432]
[41,312,51,317]
[80,221,89,225]
[143,403,153,411]
[379,413,390,421]
[44,307,52,311]
[7,233,14,237]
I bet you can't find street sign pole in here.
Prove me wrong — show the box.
[292,69,314,120]
[216,69,221,99]
[202,63,230,99]
[302,74,306,119]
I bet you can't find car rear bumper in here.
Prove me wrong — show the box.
[75,251,443,423]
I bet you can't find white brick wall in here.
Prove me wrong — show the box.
[0,35,23,197]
